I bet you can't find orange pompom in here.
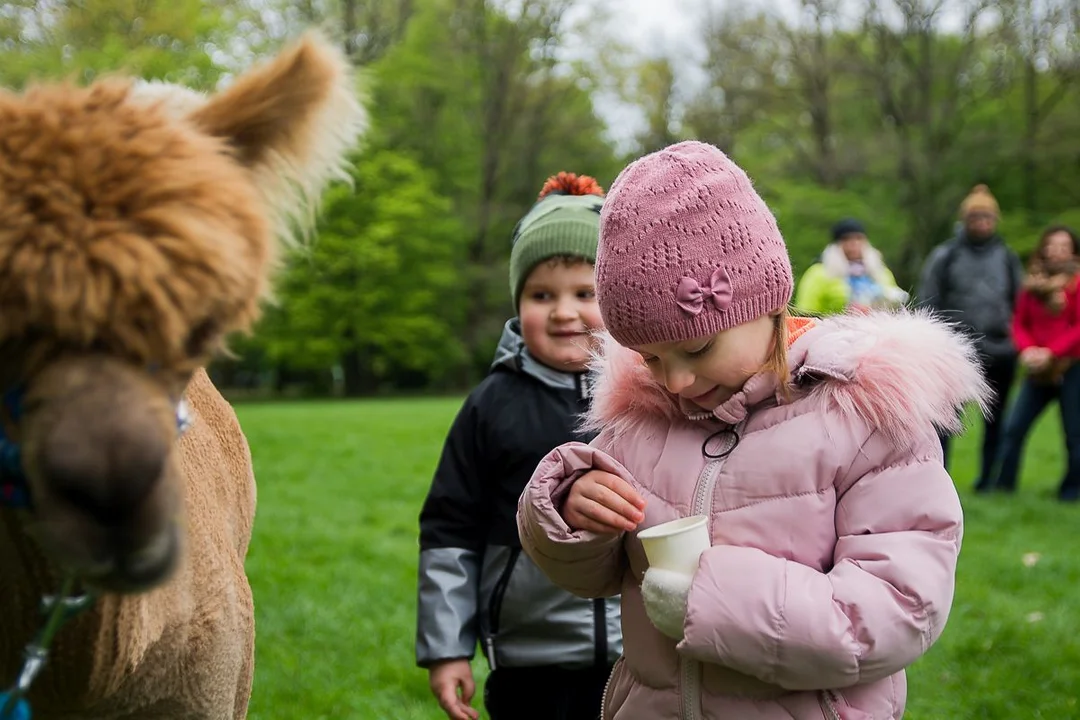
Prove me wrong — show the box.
[538,172,605,200]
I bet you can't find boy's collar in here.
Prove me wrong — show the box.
[490,318,590,395]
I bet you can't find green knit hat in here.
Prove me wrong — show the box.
[509,172,605,308]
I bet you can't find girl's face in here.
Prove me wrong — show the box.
[1043,231,1075,265]
[634,315,775,410]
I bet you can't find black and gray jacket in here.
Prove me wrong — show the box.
[415,319,622,671]
[917,230,1024,360]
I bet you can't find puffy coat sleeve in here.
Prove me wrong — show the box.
[516,439,632,599]
[678,429,962,690]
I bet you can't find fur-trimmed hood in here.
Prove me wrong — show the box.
[821,241,892,285]
[584,310,991,446]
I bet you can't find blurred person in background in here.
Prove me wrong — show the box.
[918,185,1024,487]
[793,218,908,316]
[990,225,1080,501]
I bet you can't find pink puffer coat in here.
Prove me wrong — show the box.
[517,311,989,719]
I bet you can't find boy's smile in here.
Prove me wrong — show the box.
[518,261,602,372]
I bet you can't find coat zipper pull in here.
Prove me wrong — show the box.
[484,636,498,671]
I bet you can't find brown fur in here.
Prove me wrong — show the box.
[0,32,364,718]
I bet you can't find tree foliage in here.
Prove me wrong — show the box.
[4,0,1079,394]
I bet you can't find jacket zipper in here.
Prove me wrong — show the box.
[484,547,521,671]
[600,655,624,720]
[820,690,842,720]
[680,423,741,720]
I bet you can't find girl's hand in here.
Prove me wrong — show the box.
[564,470,646,534]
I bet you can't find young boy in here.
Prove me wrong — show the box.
[416,172,622,720]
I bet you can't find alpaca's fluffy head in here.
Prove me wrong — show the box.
[0,31,364,592]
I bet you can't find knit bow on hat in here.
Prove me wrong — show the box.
[675,267,733,316]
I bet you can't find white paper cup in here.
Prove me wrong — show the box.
[637,515,710,576]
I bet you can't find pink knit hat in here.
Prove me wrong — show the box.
[595,141,794,347]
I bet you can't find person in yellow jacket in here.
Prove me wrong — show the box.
[794,218,909,315]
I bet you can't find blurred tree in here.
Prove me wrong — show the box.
[366,0,620,381]
[260,148,467,395]
[0,0,233,89]
[10,0,1080,394]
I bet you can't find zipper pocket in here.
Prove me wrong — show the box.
[484,547,521,670]
[488,548,521,635]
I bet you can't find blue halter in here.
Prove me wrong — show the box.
[0,386,192,511]
[0,388,28,509]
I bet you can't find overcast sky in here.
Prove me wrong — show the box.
[576,0,971,149]
[576,0,803,149]
[613,0,704,53]
[571,0,698,149]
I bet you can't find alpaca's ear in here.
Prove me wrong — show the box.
[187,31,366,238]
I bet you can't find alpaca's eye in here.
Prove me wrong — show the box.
[185,320,220,358]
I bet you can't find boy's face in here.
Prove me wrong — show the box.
[518,260,603,373]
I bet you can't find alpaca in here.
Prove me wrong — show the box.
[0,32,364,718]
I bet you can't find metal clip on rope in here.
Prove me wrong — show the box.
[0,575,96,720]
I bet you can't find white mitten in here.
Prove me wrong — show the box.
[640,568,693,640]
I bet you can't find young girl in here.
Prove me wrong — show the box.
[991,225,1080,500]
[516,141,989,719]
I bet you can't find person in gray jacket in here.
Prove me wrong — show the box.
[416,173,621,720]
[918,184,1024,490]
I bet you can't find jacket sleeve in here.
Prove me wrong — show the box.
[917,245,948,310]
[794,264,846,316]
[677,430,962,690]
[1011,291,1037,352]
[880,266,903,295]
[516,440,630,599]
[792,265,823,315]
[415,395,489,667]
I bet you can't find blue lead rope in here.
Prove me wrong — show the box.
[0,577,95,720]
[0,694,29,720]
[0,388,192,717]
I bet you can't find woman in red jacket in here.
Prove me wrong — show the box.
[992,225,1080,500]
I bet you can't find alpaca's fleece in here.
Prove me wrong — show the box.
[0,31,365,375]
[0,78,269,371]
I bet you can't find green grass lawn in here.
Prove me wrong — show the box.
[237,397,1080,719]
